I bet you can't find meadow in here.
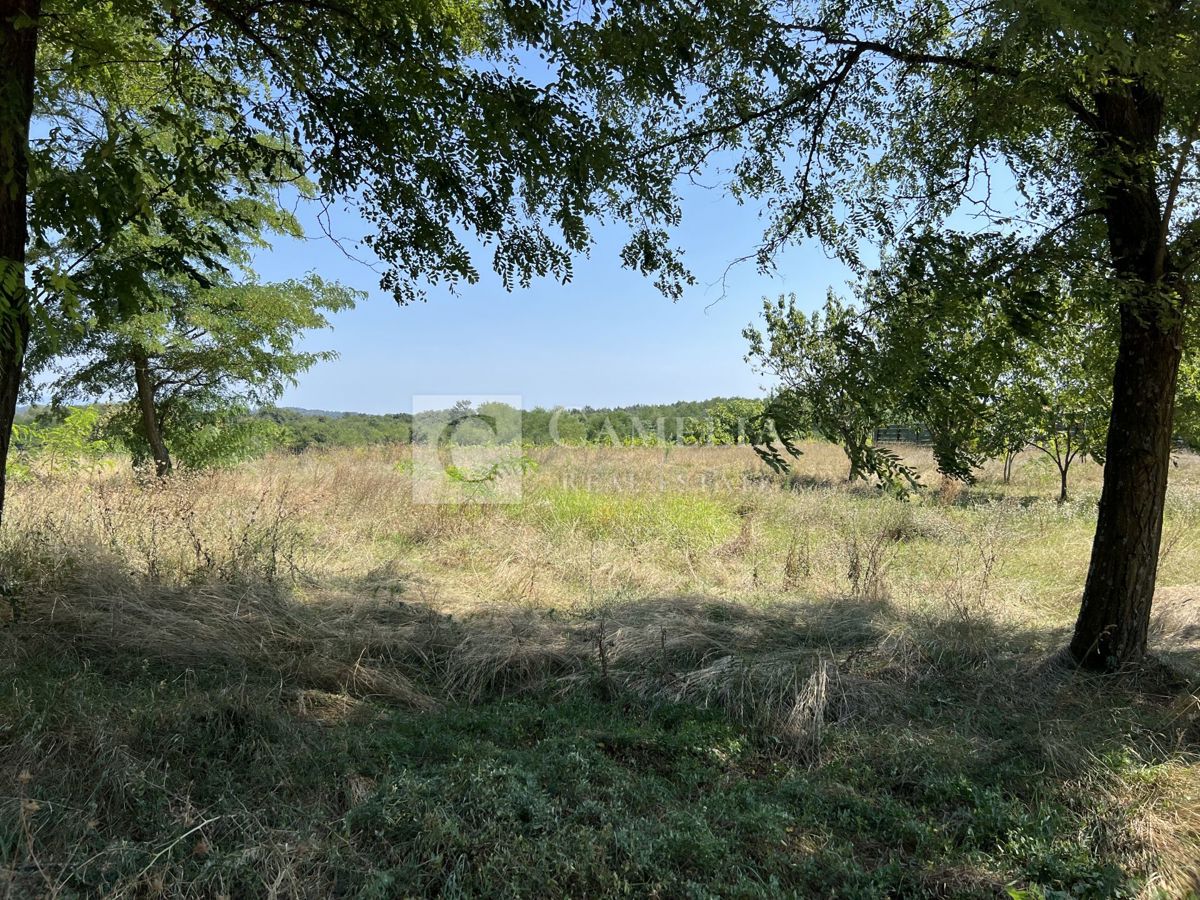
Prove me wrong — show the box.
[1,442,1198,897]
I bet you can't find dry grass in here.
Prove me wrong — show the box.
[1,442,1199,896]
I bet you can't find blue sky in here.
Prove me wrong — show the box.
[257,183,854,415]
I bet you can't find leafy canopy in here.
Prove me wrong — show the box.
[568,0,1200,295]
[29,0,691,345]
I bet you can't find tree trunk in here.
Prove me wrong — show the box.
[1057,463,1069,504]
[1069,82,1185,670]
[0,1,41,527]
[132,349,172,476]
[1070,305,1182,668]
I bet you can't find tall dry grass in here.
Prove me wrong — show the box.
[2,442,1199,893]
[4,442,1200,699]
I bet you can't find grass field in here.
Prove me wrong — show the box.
[2,443,1199,897]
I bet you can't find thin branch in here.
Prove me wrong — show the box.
[1157,119,1200,279]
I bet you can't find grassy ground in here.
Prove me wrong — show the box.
[1,443,1198,897]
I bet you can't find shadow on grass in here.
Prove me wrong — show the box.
[2,542,1198,898]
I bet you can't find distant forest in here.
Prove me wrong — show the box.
[259,398,767,451]
[15,398,770,457]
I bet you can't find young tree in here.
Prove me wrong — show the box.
[1002,319,1113,504]
[48,275,356,474]
[7,406,108,481]
[580,0,1200,669]
[746,293,912,487]
[707,397,768,445]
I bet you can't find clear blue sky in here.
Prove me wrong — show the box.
[256,182,854,414]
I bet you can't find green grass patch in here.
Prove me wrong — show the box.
[519,486,740,548]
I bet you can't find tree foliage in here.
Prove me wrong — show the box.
[30,0,687,313]
[746,293,911,487]
[6,405,109,480]
[47,275,357,471]
[746,241,1118,503]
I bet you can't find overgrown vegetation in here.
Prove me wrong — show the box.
[3,1,1200,893]
[2,444,1197,896]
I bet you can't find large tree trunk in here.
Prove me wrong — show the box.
[1070,304,1183,669]
[1069,82,1186,670]
[132,349,172,477]
[0,1,41,527]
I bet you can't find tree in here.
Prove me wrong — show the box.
[0,0,40,525]
[855,236,1024,485]
[580,0,1200,670]
[27,67,338,474]
[550,410,589,444]
[6,405,108,481]
[1002,318,1113,504]
[0,1,685,521]
[746,293,913,487]
[706,397,768,445]
[25,64,356,477]
[851,234,1115,501]
[47,275,356,474]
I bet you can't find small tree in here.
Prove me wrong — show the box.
[707,398,768,445]
[48,276,357,474]
[6,406,109,481]
[745,293,912,487]
[1000,318,1113,503]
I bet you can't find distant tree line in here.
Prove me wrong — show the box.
[10,397,778,468]
[263,397,774,451]
[257,408,414,452]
